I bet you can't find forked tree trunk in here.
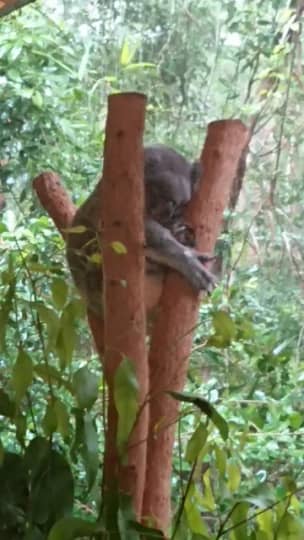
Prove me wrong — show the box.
[33,107,250,537]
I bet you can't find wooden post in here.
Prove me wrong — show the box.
[101,93,148,522]
[143,120,250,532]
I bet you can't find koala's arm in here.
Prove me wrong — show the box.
[145,218,215,293]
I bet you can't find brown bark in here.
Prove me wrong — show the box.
[0,0,35,17]
[32,172,105,354]
[33,172,76,237]
[143,120,250,532]
[101,93,148,518]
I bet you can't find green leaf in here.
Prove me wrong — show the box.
[124,62,156,71]
[15,413,27,445]
[51,278,68,310]
[169,391,229,441]
[35,364,73,392]
[78,43,92,81]
[42,402,57,436]
[82,413,99,490]
[120,40,137,66]
[56,307,77,369]
[37,304,60,347]
[118,493,139,540]
[32,91,43,108]
[72,410,99,490]
[128,521,165,538]
[201,470,216,511]
[214,446,226,477]
[64,225,88,234]
[114,358,139,456]
[230,501,249,539]
[185,485,209,536]
[54,399,70,439]
[88,252,102,265]
[0,388,15,417]
[12,349,33,403]
[48,517,101,540]
[73,366,99,410]
[30,447,74,525]
[111,241,127,254]
[227,460,241,493]
[207,310,237,348]
[0,278,15,351]
[277,513,304,539]
[256,509,273,539]
[8,45,22,62]
[0,440,4,465]
[185,423,208,463]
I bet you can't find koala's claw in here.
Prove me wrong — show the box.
[185,250,217,294]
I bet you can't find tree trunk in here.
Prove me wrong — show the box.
[101,93,148,523]
[143,120,250,532]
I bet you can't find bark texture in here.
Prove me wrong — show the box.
[101,93,148,519]
[143,120,250,532]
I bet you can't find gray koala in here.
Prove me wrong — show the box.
[66,144,215,315]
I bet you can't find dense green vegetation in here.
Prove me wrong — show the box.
[0,0,304,538]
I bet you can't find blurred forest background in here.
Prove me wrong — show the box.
[1,0,304,538]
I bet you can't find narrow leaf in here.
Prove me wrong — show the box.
[169,391,229,441]
[114,358,139,456]
[12,350,33,403]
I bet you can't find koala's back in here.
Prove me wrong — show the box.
[66,144,200,315]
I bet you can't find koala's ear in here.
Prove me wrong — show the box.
[190,160,202,193]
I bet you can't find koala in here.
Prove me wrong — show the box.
[66,144,215,316]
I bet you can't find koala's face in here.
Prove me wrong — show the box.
[144,145,201,223]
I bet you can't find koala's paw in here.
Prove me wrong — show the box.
[185,249,217,293]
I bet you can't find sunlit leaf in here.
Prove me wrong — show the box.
[32,91,43,108]
[256,509,273,540]
[276,513,304,539]
[229,501,249,539]
[200,469,215,512]
[111,241,127,254]
[227,460,241,493]
[185,423,208,463]
[63,225,88,234]
[185,485,209,536]
[214,446,226,477]
[87,252,102,265]
[120,40,137,66]
[207,310,237,348]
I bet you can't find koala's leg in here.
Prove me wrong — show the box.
[145,219,215,293]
